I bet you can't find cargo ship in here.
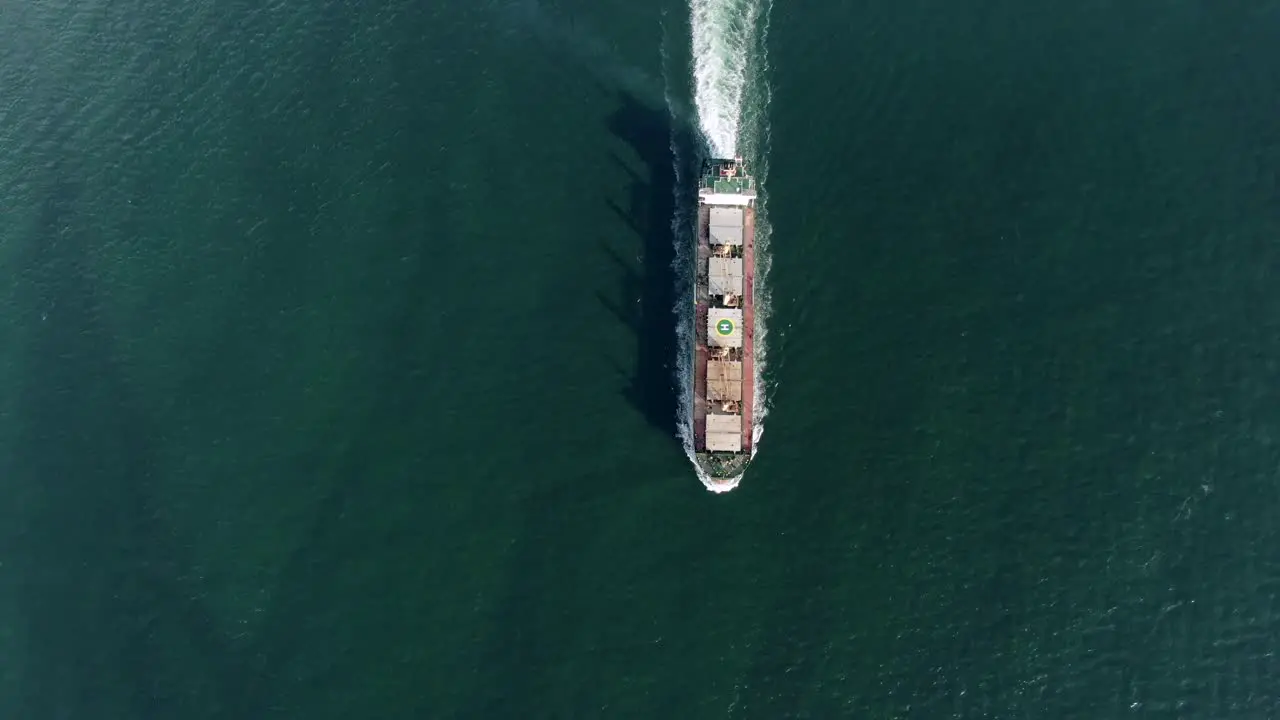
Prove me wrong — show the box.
[693,157,757,481]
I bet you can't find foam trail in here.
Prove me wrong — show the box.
[690,0,764,157]
[674,0,772,492]
[741,0,774,461]
[665,23,700,485]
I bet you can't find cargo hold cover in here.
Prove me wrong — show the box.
[707,360,743,401]
[709,207,744,246]
[705,413,743,452]
[707,308,743,348]
[708,257,744,295]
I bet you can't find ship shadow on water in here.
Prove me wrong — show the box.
[599,90,704,438]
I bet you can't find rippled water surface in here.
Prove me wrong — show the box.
[2,0,1279,716]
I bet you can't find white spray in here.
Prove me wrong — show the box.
[690,0,767,157]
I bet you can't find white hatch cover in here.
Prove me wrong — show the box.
[705,414,742,452]
[707,308,743,348]
[710,207,743,227]
[707,360,743,401]
[709,207,744,246]
[708,257,744,295]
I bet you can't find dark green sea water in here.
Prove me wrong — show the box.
[4,0,1280,717]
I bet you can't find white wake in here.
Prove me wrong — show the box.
[690,0,766,158]
[671,0,773,493]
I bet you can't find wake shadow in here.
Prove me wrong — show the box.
[10,162,215,718]
[10,36,438,717]
[11,185,439,719]
[601,90,706,438]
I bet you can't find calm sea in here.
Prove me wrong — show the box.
[2,0,1280,717]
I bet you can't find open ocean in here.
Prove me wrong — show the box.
[3,0,1280,717]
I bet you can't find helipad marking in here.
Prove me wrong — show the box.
[716,318,735,336]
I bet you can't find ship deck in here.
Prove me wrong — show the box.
[693,206,710,452]
[693,200,755,461]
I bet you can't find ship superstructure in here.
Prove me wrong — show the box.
[693,157,757,481]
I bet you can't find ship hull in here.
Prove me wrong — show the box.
[691,158,757,481]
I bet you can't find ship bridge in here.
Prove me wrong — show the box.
[698,159,757,207]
